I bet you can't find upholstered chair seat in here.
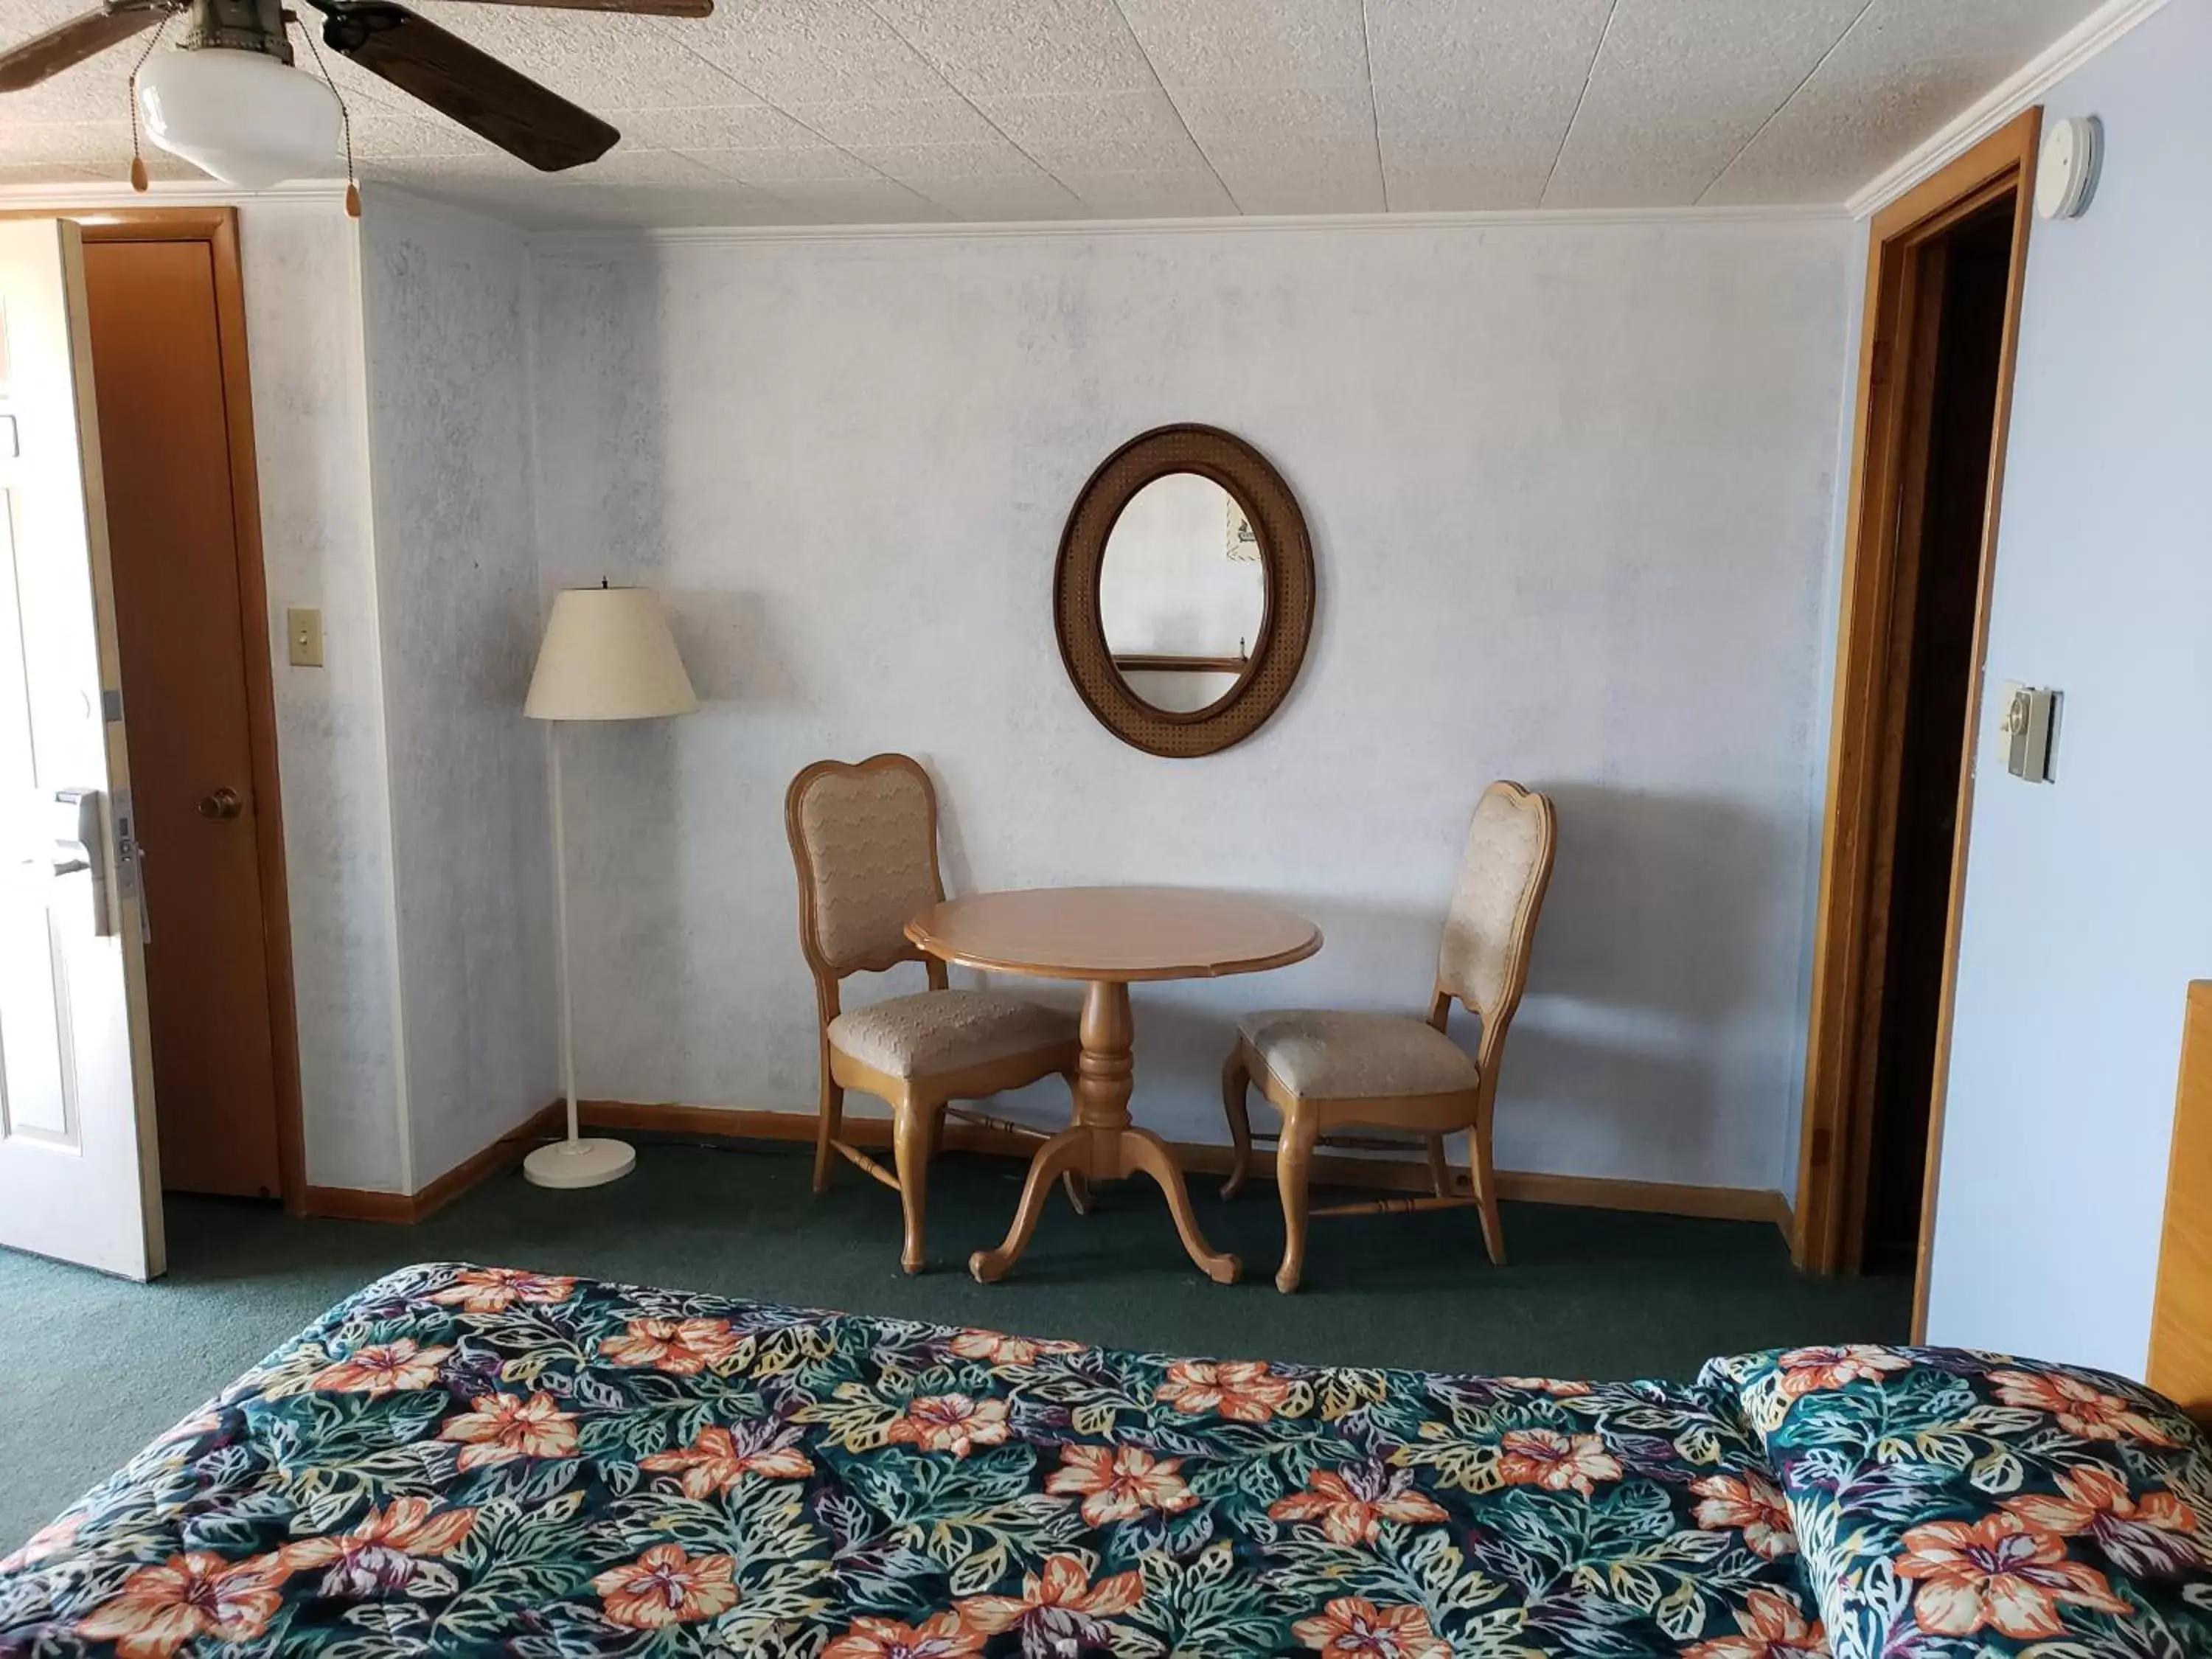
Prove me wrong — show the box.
[831,991,1079,1080]
[1222,780,1557,1291]
[1237,1010,1479,1099]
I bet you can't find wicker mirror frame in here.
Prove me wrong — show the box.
[1055,425,1315,759]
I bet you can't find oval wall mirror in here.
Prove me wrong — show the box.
[1056,425,1315,757]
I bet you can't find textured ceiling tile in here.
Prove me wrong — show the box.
[909,173,1092,220]
[362,154,547,187]
[1113,0,1368,90]
[1366,0,1613,209]
[612,103,814,150]
[750,175,955,221]
[1703,0,2102,203]
[1055,167,1239,218]
[0,162,100,185]
[866,0,1152,96]
[366,177,568,229]
[0,0,2127,223]
[1543,0,1868,206]
[784,97,1004,147]
[1168,85,1376,147]
[1385,165,1538,213]
[527,181,798,229]
[1373,126,1547,209]
[841,137,1050,179]
[1203,142,1385,214]
[349,109,501,160]
[414,5,742,111]
[1365,0,1614,95]
[970,89,1208,173]
[0,118,130,165]
[558,147,723,187]
[672,0,953,104]
[681,145,879,184]
[0,117,201,179]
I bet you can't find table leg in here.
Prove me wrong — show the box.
[970,979,1239,1285]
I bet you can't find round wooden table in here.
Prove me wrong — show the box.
[905,886,1321,1285]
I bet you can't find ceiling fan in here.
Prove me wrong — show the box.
[0,0,714,187]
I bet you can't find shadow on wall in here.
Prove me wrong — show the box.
[1502,782,1800,1185]
[663,588,806,709]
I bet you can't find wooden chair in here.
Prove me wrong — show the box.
[787,754,1083,1274]
[1221,781,1557,1292]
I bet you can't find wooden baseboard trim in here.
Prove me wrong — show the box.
[302,1103,565,1224]
[299,1185,417,1223]
[577,1099,1787,1228]
[301,1097,1786,1232]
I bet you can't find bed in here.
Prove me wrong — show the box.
[3,1262,2208,1658]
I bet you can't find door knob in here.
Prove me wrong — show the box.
[196,786,243,821]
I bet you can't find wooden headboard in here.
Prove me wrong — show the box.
[2149,981,2212,1422]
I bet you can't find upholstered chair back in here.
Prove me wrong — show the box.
[786,755,947,979]
[1434,781,1557,1070]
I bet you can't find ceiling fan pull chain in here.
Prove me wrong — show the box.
[124,10,172,192]
[296,10,361,217]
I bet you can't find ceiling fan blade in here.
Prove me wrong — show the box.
[432,0,712,14]
[0,4,163,94]
[316,1,618,172]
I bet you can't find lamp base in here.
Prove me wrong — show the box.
[524,1136,636,1190]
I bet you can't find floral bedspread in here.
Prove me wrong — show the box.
[2,1265,2207,1658]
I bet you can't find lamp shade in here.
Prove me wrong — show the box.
[525,586,698,721]
[137,46,343,189]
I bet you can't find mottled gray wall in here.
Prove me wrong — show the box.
[359,187,557,1188]
[235,201,407,1192]
[1926,0,2212,1377]
[529,214,1855,1196]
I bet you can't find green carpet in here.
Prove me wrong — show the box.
[0,1136,1907,1548]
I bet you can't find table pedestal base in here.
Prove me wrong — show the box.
[967,980,1239,1286]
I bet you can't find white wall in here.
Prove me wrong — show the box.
[530,214,1856,1193]
[1924,0,2212,1374]
[234,200,408,1193]
[358,187,557,1188]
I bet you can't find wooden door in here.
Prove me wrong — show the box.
[0,218,164,1278]
[80,233,285,1199]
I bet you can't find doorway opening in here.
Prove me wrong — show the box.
[73,209,305,1211]
[1795,111,2041,1322]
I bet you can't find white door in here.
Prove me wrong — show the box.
[0,218,162,1280]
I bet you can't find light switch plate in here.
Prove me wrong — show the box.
[1998,681,2059,782]
[286,606,324,667]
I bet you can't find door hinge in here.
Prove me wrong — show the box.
[102,687,123,723]
[1810,1127,1833,1169]
[1869,338,1893,391]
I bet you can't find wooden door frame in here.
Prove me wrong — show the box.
[5,205,310,1215]
[1792,109,2040,1329]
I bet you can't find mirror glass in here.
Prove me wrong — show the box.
[1096,473,1268,714]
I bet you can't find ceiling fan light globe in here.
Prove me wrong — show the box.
[136,45,344,190]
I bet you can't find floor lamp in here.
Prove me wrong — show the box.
[522,583,698,1189]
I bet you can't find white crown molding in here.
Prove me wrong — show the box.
[529,200,1848,257]
[1846,0,2169,218]
[0,178,350,214]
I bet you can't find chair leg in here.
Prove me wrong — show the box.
[813,1065,844,1195]
[1274,1110,1317,1294]
[1221,1048,1254,1200]
[1470,1121,1506,1267]
[893,1101,935,1276]
[1423,1135,1452,1199]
